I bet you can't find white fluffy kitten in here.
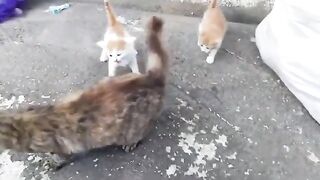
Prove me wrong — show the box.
[97,0,140,76]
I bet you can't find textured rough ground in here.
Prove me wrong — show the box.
[0,1,319,180]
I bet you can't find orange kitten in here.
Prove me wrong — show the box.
[97,0,139,76]
[198,0,227,64]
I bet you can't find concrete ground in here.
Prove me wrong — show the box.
[0,1,320,180]
[108,0,274,24]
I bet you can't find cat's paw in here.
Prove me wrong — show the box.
[99,56,108,62]
[206,56,215,64]
[132,71,141,75]
[121,143,139,153]
[38,158,62,172]
[42,154,67,171]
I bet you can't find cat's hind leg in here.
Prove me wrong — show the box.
[49,152,88,171]
[121,142,141,153]
[128,55,140,74]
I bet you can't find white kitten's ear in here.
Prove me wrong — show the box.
[125,36,136,43]
[96,41,106,48]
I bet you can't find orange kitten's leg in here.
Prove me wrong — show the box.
[206,49,217,64]
[206,43,221,64]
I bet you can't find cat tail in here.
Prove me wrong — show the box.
[104,0,118,26]
[145,16,168,86]
[209,0,218,8]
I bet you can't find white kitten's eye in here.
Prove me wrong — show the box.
[109,54,113,57]
[117,53,121,56]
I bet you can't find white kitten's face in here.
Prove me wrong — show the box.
[108,50,126,64]
[97,36,136,64]
[97,40,127,63]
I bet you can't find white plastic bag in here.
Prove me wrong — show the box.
[255,0,320,122]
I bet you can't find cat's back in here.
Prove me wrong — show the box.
[107,73,165,113]
[106,23,126,38]
[82,73,164,147]
[201,7,227,34]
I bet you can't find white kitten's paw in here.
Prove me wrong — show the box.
[206,56,215,64]
[131,70,141,74]
[99,56,108,62]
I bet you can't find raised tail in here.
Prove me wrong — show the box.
[209,0,218,8]
[145,16,168,85]
[104,0,118,26]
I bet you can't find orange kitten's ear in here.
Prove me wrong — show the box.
[96,40,106,48]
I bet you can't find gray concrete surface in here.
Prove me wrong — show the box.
[106,0,274,24]
[0,1,320,180]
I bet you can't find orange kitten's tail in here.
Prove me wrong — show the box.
[104,0,118,26]
[209,0,218,8]
[145,16,168,85]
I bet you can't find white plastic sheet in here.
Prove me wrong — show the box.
[255,0,320,122]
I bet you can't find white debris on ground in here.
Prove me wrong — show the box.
[170,96,241,179]
[215,135,228,147]
[307,151,320,164]
[166,164,177,177]
[0,95,22,110]
[283,145,290,153]
[211,125,218,133]
[178,131,218,179]
[117,16,144,32]
[41,95,51,99]
[166,146,172,153]
[244,168,253,175]
[0,151,26,180]
[226,152,237,160]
